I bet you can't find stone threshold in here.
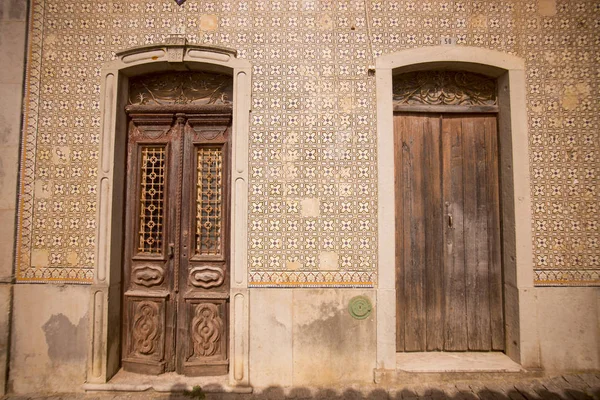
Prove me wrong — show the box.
[395,352,523,373]
[82,370,253,394]
[374,352,536,385]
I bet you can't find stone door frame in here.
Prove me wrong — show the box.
[375,46,537,370]
[87,40,252,387]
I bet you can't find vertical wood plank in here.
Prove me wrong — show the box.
[403,114,427,351]
[485,116,505,351]
[394,114,406,351]
[442,116,468,351]
[176,119,190,373]
[462,116,492,351]
[425,116,444,351]
[169,120,184,372]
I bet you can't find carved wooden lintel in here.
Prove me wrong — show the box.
[128,72,233,106]
[188,116,232,129]
[393,70,497,107]
[393,104,499,113]
[126,104,233,116]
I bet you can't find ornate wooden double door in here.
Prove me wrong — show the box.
[122,104,231,376]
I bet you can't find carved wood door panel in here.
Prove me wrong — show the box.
[394,113,504,352]
[122,105,231,376]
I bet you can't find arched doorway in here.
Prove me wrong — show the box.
[122,71,233,375]
[374,47,534,371]
[87,40,252,387]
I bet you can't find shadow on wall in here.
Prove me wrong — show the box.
[161,383,600,400]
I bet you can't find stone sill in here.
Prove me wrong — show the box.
[396,352,523,373]
[83,370,252,394]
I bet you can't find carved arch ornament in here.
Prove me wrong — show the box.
[89,39,251,387]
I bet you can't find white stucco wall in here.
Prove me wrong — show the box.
[249,289,377,388]
[534,287,600,371]
[9,285,89,393]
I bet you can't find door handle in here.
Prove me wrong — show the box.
[168,243,175,259]
[448,214,453,228]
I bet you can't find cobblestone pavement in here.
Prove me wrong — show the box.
[3,373,599,400]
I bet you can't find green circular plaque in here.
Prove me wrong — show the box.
[348,296,372,320]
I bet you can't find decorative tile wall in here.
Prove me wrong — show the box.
[521,1,599,286]
[16,0,599,286]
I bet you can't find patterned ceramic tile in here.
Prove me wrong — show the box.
[16,0,600,286]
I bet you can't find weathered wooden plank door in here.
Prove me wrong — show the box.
[395,113,503,352]
[122,105,231,375]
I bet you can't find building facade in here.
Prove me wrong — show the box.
[0,0,598,394]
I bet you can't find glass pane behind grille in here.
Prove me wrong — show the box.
[138,147,166,254]
[196,147,223,256]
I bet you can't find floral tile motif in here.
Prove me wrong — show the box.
[16,0,599,286]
